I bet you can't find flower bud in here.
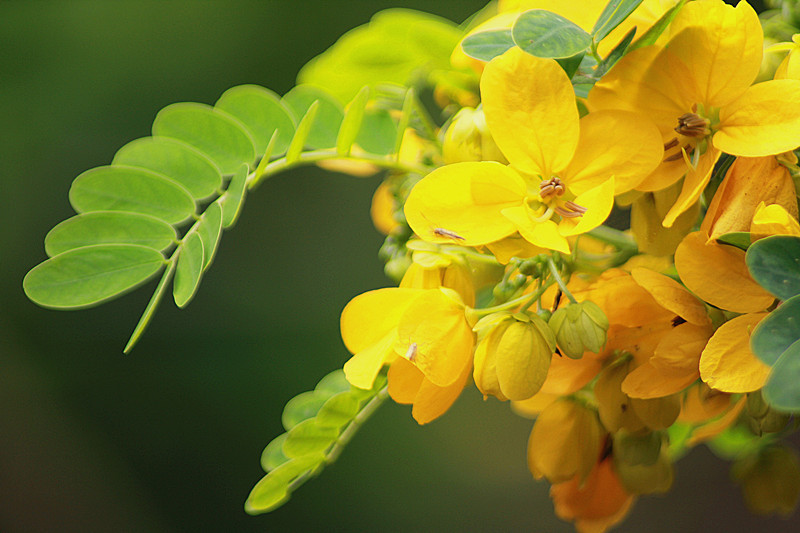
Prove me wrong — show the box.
[732,445,800,516]
[548,301,609,358]
[614,446,674,495]
[473,314,555,401]
[442,106,507,164]
[745,390,790,436]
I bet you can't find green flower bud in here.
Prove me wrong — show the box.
[548,301,609,358]
[441,107,507,164]
[732,445,800,516]
[614,447,674,495]
[745,390,791,435]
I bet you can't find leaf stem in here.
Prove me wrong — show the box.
[325,386,389,465]
[547,256,577,304]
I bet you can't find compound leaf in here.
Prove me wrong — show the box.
[512,10,591,59]
[746,235,800,301]
[282,85,344,149]
[173,232,205,308]
[461,29,515,62]
[216,84,296,156]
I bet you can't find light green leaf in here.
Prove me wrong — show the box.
[124,260,177,354]
[746,235,800,301]
[112,136,222,200]
[215,84,296,156]
[764,339,800,413]
[595,26,636,76]
[152,102,256,175]
[314,369,351,396]
[751,295,800,366]
[197,200,223,271]
[44,211,176,257]
[592,0,644,43]
[512,10,592,59]
[220,163,248,228]
[336,85,370,156]
[285,101,319,165]
[460,29,515,62]
[260,434,290,472]
[629,0,687,51]
[173,232,205,308]
[244,454,324,514]
[69,166,196,225]
[24,244,165,309]
[281,391,329,431]
[356,108,398,156]
[282,418,339,458]
[282,85,344,149]
[315,392,360,429]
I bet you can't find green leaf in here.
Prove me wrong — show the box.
[215,84,296,157]
[315,392,361,429]
[717,231,751,251]
[629,0,687,51]
[221,163,248,228]
[314,369,351,396]
[336,85,370,156]
[746,235,800,300]
[284,101,319,165]
[512,10,592,59]
[260,434,290,472]
[592,0,644,43]
[69,166,196,225]
[764,338,800,413]
[282,85,344,149]
[173,232,205,308]
[124,260,177,354]
[24,244,165,309]
[751,295,800,366]
[152,102,257,175]
[556,51,585,78]
[112,136,222,200]
[44,211,176,257]
[282,391,329,431]
[706,423,763,460]
[282,418,339,458]
[244,454,324,514]
[356,108,398,156]
[595,26,636,77]
[460,29,515,62]
[197,200,223,271]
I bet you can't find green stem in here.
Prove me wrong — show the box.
[474,278,554,316]
[547,256,576,304]
[325,386,389,465]
[587,225,638,252]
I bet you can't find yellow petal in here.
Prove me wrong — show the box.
[558,178,616,237]
[343,329,398,390]
[715,79,800,156]
[631,182,700,256]
[679,382,732,424]
[501,208,571,254]
[485,234,547,263]
[668,0,762,107]
[751,203,800,238]
[411,356,471,424]
[404,161,524,245]
[396,289,474,387]
[370,180,399,235]
[702,156,799,240]
[587,269,671,328]
[674,231,775,313]
[551,458,633,528]
[387,356,424,404]
[630,267,710,326]
[662,146,721,228]
[340,288,422,353]
[687,397,745,445]
[699,313,771,393]
[481,48,578,176]
[564,110,663,194]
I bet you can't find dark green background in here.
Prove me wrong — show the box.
[1,1,797,531]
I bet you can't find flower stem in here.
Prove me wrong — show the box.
[548,256,577,304]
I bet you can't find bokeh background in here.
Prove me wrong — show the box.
[2,1,798,532]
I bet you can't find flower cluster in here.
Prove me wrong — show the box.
[337,1,800,530]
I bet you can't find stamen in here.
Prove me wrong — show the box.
[554,200,587,219]
[539,177,566,199]
[663,137,679,151]
[675,112,710,137]
[564,201,587,214]
[664,145,694,162]
[432,227,465,241]
[405,342,418,362]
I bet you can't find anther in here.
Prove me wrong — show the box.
[539,177,566,199]
[675,112,710,137]
[554,201,587,219]
[663,145,693,162]
[663,137,679,151]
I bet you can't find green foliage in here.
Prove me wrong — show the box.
[592,0,644,44]
[717,231,752,251]
[764,339,800,413]
[297,8,466,102]
[629,0,688,51]
[25,77,435,352]
[461,29,515,62]
[746,235,800,301]
[750,295,800,366]
[245,370,388,515]
[512,10,592,59]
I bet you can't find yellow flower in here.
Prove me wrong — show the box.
[405,48,662,253]
[590,0,800,227]
[773,34,800,80]
[340,287,474,390]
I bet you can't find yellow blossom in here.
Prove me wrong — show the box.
[699,313,771,393]
[406,49,661,253]
[590,0,800,227]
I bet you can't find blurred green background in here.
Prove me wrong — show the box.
[1,1,797,532]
